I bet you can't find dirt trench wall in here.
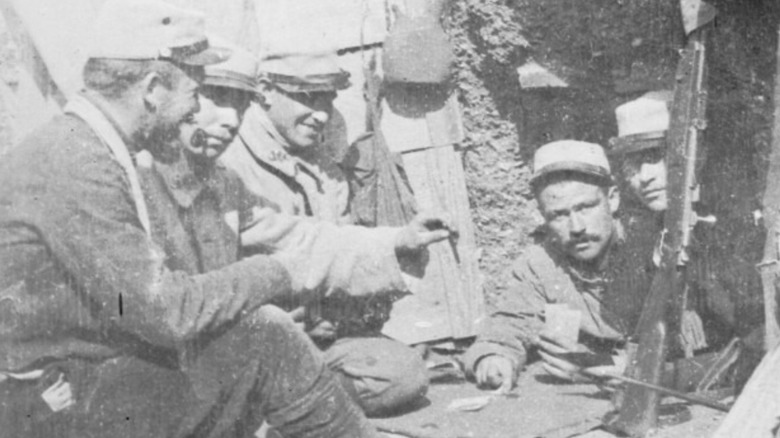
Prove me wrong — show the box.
[447,0,776,315]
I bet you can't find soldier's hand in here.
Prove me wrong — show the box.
[538,349,591,383]
[395,212,457,254]
[537,333,591,383]
[538,333,621,384]
[475,355,514,393]
[583,350,628,391]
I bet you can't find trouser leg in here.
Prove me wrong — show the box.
[0,351,189,438]
[178,305,379,438]
[324,337,429,417]
[1,306,379,438]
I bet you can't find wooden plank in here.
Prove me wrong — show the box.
[382,144,483,343]
[711,345,780,438]
[380,89,464,153]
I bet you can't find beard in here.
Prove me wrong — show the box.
[133,116,184,164]
[147,117,182,145]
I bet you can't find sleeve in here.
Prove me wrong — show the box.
[239,205,409,298]
[462,252,550,376]
[38,136,292,349]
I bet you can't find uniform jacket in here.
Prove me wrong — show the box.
[137,151,251,275]
[221,103,351,224]
[462,223,649,374]
[220,104,411,334]
[138,147,409,300]
[0,101,291,372]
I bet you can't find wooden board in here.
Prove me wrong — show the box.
[710,345,780,438]
[380,88,465,153]
[382,144,484,344]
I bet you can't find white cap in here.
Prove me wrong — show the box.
[203,37,258,93]
[530,140,611,186]
[89,0,229,66]
[258,51,350,93]
[610,90,672,155]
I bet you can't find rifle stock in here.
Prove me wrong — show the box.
[608,21,712,438]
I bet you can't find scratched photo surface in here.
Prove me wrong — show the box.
[0,1,777,437]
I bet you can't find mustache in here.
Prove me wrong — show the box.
[567,234,600,246]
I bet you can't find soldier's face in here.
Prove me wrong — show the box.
[178,85,252,162]
[263,84,336,151]
[150,66,204,142]
[621,148,668,212]
[537,178,619,262]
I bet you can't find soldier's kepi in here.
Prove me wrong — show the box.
[173,37,258,167]
[530,140,619,264]
[609,91,674,213]
[256,51,350,153]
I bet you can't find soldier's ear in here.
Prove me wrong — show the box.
[141,72,166,113]
[256,80,274,107]
[608,185,620,214]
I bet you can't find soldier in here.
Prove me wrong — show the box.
[140,41,443,418]
[221,50,351,223]
[462,140,633,392]
[0,1,450,436]
[221,51,433,416]
[610,91,672,214]
[609,91,764,384]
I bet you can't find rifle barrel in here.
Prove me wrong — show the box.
[583,370,730,412]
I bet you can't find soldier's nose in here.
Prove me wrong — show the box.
[569,213,586,234]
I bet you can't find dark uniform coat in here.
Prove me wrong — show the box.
[0,111,289,373]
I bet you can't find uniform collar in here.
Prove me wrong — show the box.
[79,92,140,157]
[238,104,324,181]
[154,148,218,209]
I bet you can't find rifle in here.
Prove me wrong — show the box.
[607,2,717,436]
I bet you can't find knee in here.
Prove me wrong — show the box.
[374,339,429,400]
[242,305,301,340]
[326,338,428,416]
[220,305,321,376]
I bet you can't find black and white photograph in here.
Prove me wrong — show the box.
[0,0,777,437]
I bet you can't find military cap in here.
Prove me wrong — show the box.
[202,37,258,93]
[530,140,612,187]
[89,0,229,66]
[609,90,673,156]
[257,51,351,93]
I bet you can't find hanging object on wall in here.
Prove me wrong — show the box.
[382,0,454,84]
